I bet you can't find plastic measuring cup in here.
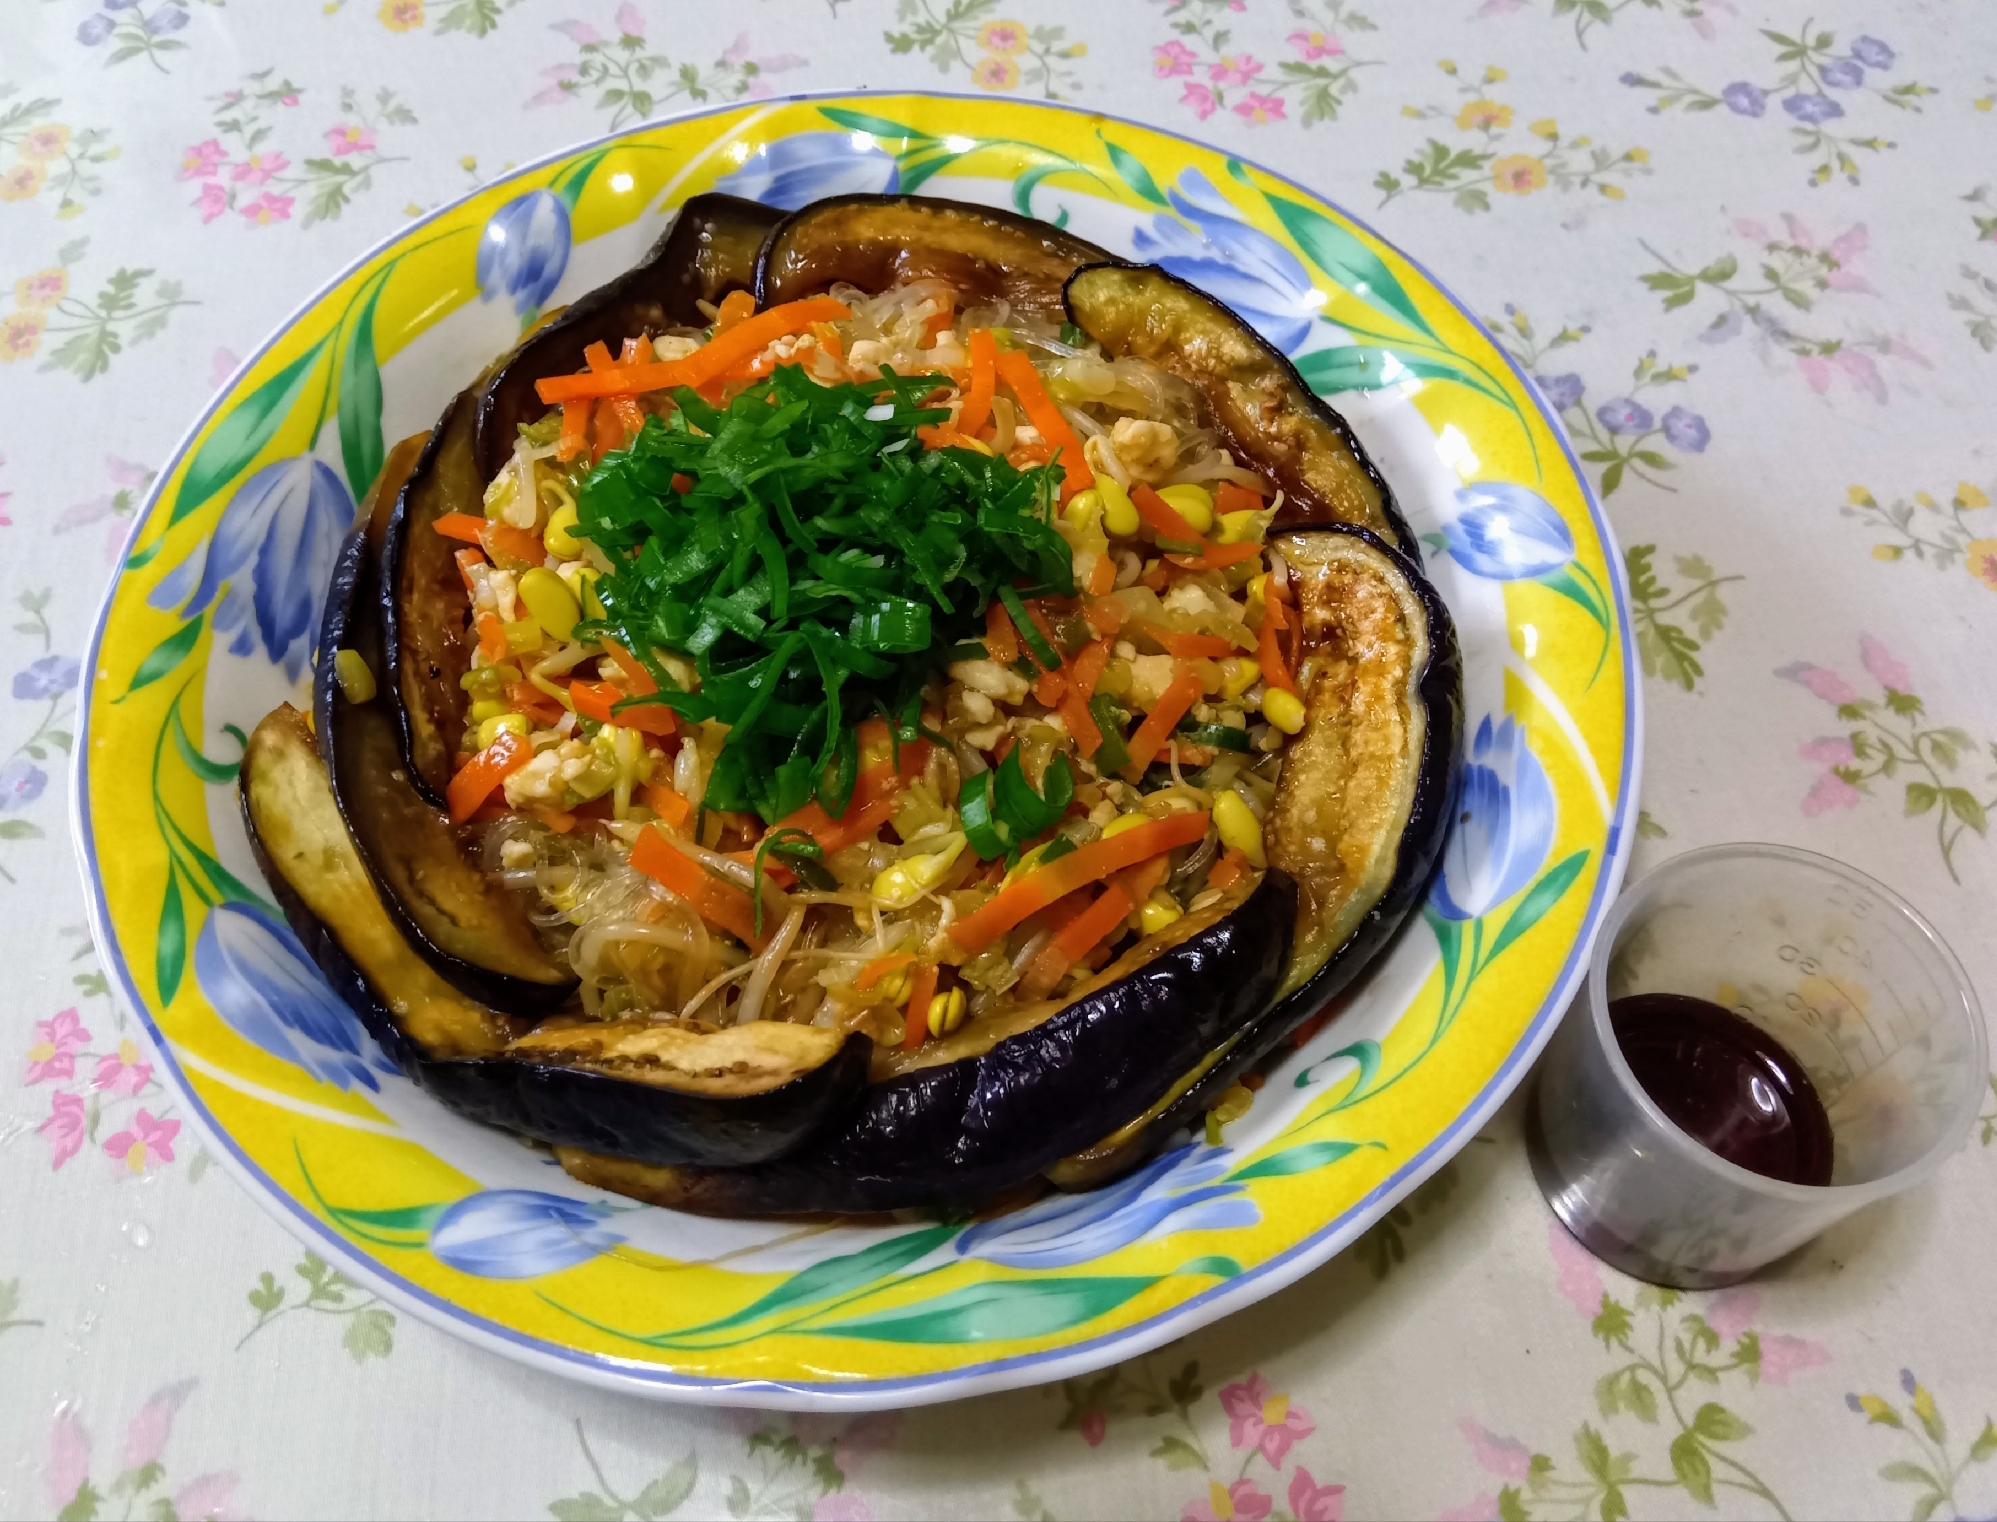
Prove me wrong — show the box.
[1528,842,1986,1288]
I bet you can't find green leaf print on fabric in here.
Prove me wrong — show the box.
[237,1254,397,1362]
[0,1278,43,1339]
[1626,545,1742,693]
[1840,481,1996,580]
[1848,1372,1997,1521]
[549,1422,696,1522]
[1151,1,1376,127]
[1518,0,1713,52]
[0,94,118,218]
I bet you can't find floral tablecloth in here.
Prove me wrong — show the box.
[3,1,1995,1518]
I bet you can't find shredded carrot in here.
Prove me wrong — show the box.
[921,294,955,342]
[949,810,1210,955]
[584,340,615,374]
[628,826,769,952]
[1207,846,1253,892]
[526,805,578,834]
[901,963,940,1050]
[1131,621,1236,659]
[479,519,545,569]
[1166,540,1263,572]
[642,781,692,827]
[1032,667,1068,707]
[810,320,844,358]
[1259,595,1297,695]
[600,641,658,695]
[959,328,998,439]
[1018,598,1065,672]
[993,350,1093,500]
[1121,666,1204,781]
[983,599,1020,664]
[1140,558,1170,592]
[1215,479,1266,514]
[915,424,988,453]
[670,472,694,495]
[856,951,916,991]
[608,394,646,438]
[557,399,591,463]
[432,512,487,544]
[475,613,506,664]
[715,289,757,332]
[773,742,931,854]
[1021,885,1134,999]
[454,547,486,595]
[534,297,853,403]
[591,403,627,462]
[1130,482,1210,549]
[570,679,677,735]
[724,848,796,890]
[445,730,532,824]
[1057,638,1111,759]
[506,683,566,727]
[1082,595,1126,637]
[1112,853,1173,909]
[1085,554,1118,597]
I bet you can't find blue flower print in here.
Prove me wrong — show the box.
[1133,169,1319,354]
[0,758,48,811]
[1431,715,1556,922]
[194,902,396,1093]
[1849,36,1895,69]
[1661,406,1710,453]
[13,655,80,700]
[716,132,900,210]
[149,456,352,682]
[477,189,571,324]
[76,13,114,43]
[427,1191,624,1279]
[1595,398,1653,436]
[955,1143,1256,1270]
[1820,59,1865,90]
[1441,482,1574,581]
[148,3,189,33]
[1783,94,1846,124]
[1721,82,1768,118]
[1535,373,1584,412]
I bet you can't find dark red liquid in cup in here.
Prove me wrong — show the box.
[1609,993,1835,1187]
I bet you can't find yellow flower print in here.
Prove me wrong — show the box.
[19,124,71,163]
[1957,482,1990,510]
[1848,485,1876,507]
[1065,42,1087,57]
[1438,59,1458,75]
[1490,154,1547,195]
[377,0,423,31]
[13,269,67,309]
[1855,1393,1904,1427]
[1600,183,1627,200]
[1627,147,1650,163]
[0,310,47,363]
[1456,98,1513,131]
[972,54,1021,92]
[1483,65,1508,83]
[1872,544,1903,560]
[1530,117,1558,138]
[0,160,47,203]
[1964,539,1997,592]
[977,19,1028,55]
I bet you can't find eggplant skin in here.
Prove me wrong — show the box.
[755,194,1108,322]
[551,869,1297,1216]
[240,704,873,1167]
[1063,262,1410,550]
[477,193,782,481]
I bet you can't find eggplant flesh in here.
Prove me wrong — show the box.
[756,194,1107,322]
[553,869,1296,1216]
[1063,262,1408,548]
[477,193,782,480]
[241,704,873,1167]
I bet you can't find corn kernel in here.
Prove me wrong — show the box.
[1212,788,1266,867]
[1102,812,1150,840]
[1216,509,1263,544]
[1210,1082,1254,1126]
[1140,890,1184,935]
[477,712,530,749]
[928,987,968,1036]
[517,566,581,643]
[1096,476,1140,538]
[871,832,969,909]
[543,503,583,558]
[333,647,376,704]
[1262,688,1306,735]
[1220,657,1261,699]
[1156,483,1214,533]
[1063,488,1104,531]
[468,698,510,724]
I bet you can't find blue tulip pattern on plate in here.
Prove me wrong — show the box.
[1435,481,1611,682]
[476,150,609,327]
[1133,168,1321,354]
[301,1173,627,1280]
[717,132,901,209]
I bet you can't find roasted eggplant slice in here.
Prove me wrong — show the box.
[242,704,872,1166]
[756,194,1106,321]
[477,193,782,480]
[553,869,1296,1216]
[1063,262,1409,547]
[318,496,578,1011]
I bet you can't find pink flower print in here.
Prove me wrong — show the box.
[1208,54,1264,86]
[1801,770,1862,816]
[1185,1479,1272,1522]
[1796,353,1833,394]
[813,1498,873,1522]
[39,1092,86,1170]
[230,151,288,186]
[1287,29,1343,59]
[550,20,603,44]
[1459,1419,1532,1481]
[1759,1333,1831,1385]
[179,139,227,180]
[239,192,294,226]
[281,93,300,106]
[1775,662,1859,705]
[1859,634,1911,692]
[1798,736,1855,767]
[1832,347,1886,401]
[124,1381,194,1471]
[1548,1219,1605,1316]
[615,0,645,37]
[26,1007,90,1084]
[1733,216,1770,241]
[1154,40,1198,78]
[47,1403,90,1514]
[324,123,376,157]
[104,1109,179,1173]
[193,182,229,223]
[528,62,581,108]
[1704,1288,1759,1341]
[1080,1409,1107,1445]
[1287,1467,1345,1522]
[93,1038,152,1097]
[1219,1373,1315,1466]
[1824,225,1875,293]
[174,1472,243,1522]
[210,348,242,388]
[1233,92,1286,124]
[1182,82,1219,120]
